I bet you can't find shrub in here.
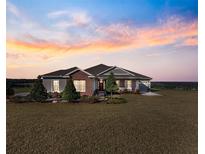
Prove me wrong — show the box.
[76,92,80,99]
[92,96,100,103]
[120,89,135,94]
[105,72,118,98]
[52,92,60,98]
[30,76,48,102]
[80,96,99,103]
[48,92,52,98]
[106,97,127,104]
[93,89,99,96]
[62,79,80,102]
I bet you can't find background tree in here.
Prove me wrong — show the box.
[62,79,80,102]
[30,76,48,102]
[105,72,118,98]
[6,83,15,97]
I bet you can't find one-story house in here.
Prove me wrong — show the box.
[41,64,152,96]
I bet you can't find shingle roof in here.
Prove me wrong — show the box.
[85,64,152,80]
[84,64,111,76]
[41,67,78,76]
[124,69,152,80]
[41,64,152,80]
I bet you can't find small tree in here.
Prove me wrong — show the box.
[30,76,48,102]
[62,79,80,102]
[105,72,118,98]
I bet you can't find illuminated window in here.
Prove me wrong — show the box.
[116,80,120,87]
[74,80,86,92]
[125,80,132,90]
[53,80,59,92]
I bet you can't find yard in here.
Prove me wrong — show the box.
[7,90,197,153]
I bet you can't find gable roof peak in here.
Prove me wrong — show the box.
[96,64,110,67]
[84,64,112,76]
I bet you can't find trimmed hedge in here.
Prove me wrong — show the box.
[106,97,127,104]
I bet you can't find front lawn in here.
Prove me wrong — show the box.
[7,90,197,153]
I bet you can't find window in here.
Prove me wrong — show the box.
[74,80,86,92]
[125,80,132,90]
[116,80,120,87]
[53,80,59,92]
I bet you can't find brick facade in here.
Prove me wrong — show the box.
[132,80,136,91]
[70,70,94,96]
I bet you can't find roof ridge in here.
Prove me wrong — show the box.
[124,68,152,79]
[84,64,111,76]
[84,64,109,70]
[41,66,78,76]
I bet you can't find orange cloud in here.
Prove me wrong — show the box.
[136,18,197,46]
[7,17,198,59]
[182,37,198,46]
[7,39,70,53]
[7,63,40,69]
[7,38,136,56]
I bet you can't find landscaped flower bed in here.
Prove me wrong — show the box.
[106,97,127,104]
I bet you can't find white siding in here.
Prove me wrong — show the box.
[136,80,140,90]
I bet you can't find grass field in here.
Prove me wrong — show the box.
[7,90,197,153]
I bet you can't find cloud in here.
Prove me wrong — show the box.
[7,2,73,45]
[53,21,74,29]
[7,16,197,59]
[146,50,178,57]
[97,16,197,48]
[48,10,91,29]
[7,3,197,60]
[182,37,198,46]
[6,52,23,59]
[7,1,21,18]
[47,10,70,18]
[7,63,40,69]
[70,11,91,25]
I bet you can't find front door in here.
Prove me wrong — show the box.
[99,82,103,91]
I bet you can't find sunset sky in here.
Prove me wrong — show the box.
[6,0,198,81]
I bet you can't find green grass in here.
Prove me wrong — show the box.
[7,90,197,153]
[14,87,31,93]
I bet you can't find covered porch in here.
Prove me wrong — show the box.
[96,78,135,91]
[95,78,151,93]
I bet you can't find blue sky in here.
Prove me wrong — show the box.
[10,0,198,25]
[6,0,198,81]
